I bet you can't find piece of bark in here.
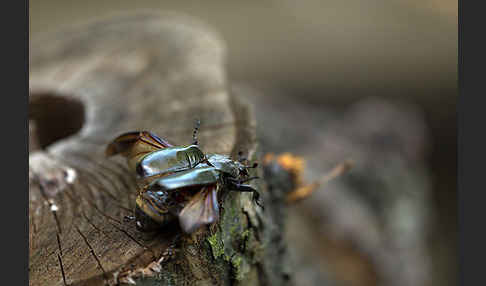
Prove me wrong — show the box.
[29,13,287,286]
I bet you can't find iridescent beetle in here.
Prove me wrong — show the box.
[105,121,261,233]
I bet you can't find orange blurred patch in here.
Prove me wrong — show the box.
[263,152,306,187]
[264,152,352,204]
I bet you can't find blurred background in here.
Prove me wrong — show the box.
[30,1,457,286]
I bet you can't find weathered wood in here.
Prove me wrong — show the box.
[29,13,279,286]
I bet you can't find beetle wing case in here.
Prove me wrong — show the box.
[136,145,205,178]
[105,131,172,157]
[147,166,221,191]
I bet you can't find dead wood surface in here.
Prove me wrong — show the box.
[29,13,278,286]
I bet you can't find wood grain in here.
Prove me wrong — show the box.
[29,13,269,286]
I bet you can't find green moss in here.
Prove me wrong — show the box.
[232,255,242,268]
[205,185,260,283]
[231,255,250,281]
[207,232,225,259]
[241,229,250,240]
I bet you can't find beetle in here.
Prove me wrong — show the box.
[105,121,261,233]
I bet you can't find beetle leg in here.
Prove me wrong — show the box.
[157,234,181,264]
[202,155,215,167]
[229,183,263,209]
[241,176,259,183]
[139,233,181,277]
[226,176,259,184]
[246,162,259,168]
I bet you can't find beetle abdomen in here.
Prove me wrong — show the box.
[135,190,175,230]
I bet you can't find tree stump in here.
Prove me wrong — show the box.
[29,13,288,286]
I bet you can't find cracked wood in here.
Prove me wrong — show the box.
[29,13,260,286]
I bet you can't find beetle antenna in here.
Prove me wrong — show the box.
[192,119,200,145]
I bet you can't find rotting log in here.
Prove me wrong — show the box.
[29,13,290,286]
